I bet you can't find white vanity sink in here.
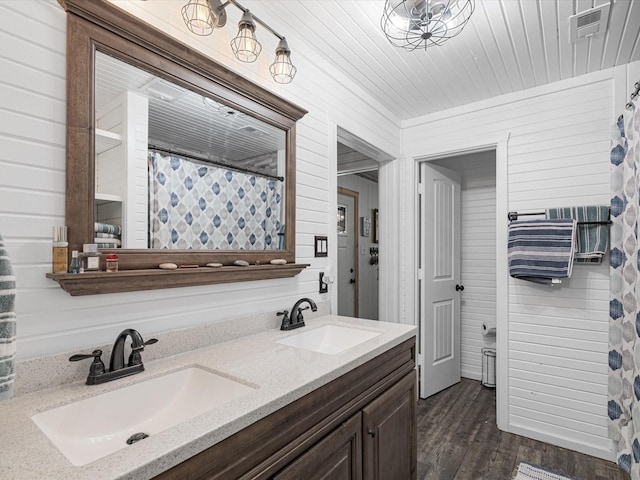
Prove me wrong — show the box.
[31,366,255,466]
[276,324,382,355]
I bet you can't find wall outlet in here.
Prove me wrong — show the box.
[319,272,328,294]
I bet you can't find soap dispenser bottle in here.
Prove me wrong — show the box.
[69,250,81,274]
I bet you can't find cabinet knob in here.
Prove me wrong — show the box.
[367,427,375,437]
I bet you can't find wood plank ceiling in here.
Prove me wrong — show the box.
[240,0,640,121]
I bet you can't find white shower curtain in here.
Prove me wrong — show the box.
[609,97,640,478]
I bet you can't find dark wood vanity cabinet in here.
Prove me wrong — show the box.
[153,338,417,480]
[273,413,363,480]
[363,372,416,480]
[274,371,416,480]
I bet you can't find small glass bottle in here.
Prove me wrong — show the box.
[106,253,119,273]
[69,250,81,274]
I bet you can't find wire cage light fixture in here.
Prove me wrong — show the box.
[230,9,262,63]
[381,0,475,51]
[181,0,297,84]
[181,0,223,36]
[269,38,297,85]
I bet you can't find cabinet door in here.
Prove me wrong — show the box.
[362,371,417,480]
[273,413,362,480]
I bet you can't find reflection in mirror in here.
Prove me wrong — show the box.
[94,51,287,250]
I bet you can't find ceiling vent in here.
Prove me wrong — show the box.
[569,3,611,42]
[237,124,267,138]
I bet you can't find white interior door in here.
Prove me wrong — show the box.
[337,190,358,317]
[419,163,461,398]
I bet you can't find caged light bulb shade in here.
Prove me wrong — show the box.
[381,0,475,51]
[181,0,220,36]
[230,10,263,63]
[269,37,297,84]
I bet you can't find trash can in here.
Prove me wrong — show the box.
[481,347,496,388]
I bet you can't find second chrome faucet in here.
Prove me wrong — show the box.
[70,328,158,385]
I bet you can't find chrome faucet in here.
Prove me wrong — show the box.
[278,297,317,331]
[70,329,157,385]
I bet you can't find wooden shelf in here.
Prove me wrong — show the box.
[46,263,309,296]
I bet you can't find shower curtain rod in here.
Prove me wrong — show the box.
[148,145,284,182]
[617,80,640,121]
[507,210,611,225]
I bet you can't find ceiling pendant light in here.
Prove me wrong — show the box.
[181,0,226,36]
[269,38,297,84]
[230,10,263,63]
[381,0,475,51]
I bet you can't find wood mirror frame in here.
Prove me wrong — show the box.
[47,0,308,296]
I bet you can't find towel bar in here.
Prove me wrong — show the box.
[507,210,611,225]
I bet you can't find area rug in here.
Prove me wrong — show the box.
[514,462,577,480]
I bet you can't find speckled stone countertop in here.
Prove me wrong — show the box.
[0,315,416,480]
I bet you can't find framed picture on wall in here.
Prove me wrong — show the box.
[372,208,379,244]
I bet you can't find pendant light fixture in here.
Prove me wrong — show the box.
[381,0,475,51]
[181,0,226,36]
[230,10,262,63]
[269,38,297,84]
[181,0,297,84]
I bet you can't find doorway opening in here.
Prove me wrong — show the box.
[336,128,393,320]
[417,150,497,399]
[337,187,359,317]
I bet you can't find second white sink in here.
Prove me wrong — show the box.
[276,324,382,355]
[32,366,255,466]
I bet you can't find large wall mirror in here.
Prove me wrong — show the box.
[95,51,287,252]
[50,0,308,295]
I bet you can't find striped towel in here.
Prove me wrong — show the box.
[508,219,576,285]
[94,232,119,239]
[94,222,122,236]
[545,206,609,264]
[93,237,121,246]
[0,234,16,401]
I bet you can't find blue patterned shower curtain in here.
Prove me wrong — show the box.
[148,152,282,250]
[609,98,640,477]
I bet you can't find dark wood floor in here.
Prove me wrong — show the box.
[416,378,630,480]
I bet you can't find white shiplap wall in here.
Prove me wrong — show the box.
[337,174,379,321]
[0,0,400,362]
[400,64,640,460]
[432,153,497,380]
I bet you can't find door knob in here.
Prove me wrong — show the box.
[349,278,356,284]
[367,427,375,437]
[455,284,464,292]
